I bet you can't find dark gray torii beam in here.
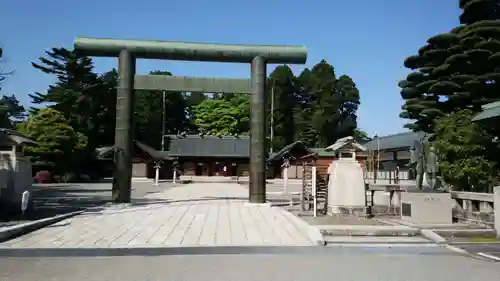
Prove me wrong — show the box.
[135,75,251,93]
[74,37,308,204]
[74,37,307,64]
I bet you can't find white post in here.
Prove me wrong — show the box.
[494,186,500,238]
[21,190,30,215]
[312,166,317,217]
[154,166,160,186]
[283,166,288,194]
[283,165,293,206]
[173,169,177,184]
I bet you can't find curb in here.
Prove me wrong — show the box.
[280,211,326,246]
[0,210,84,242]
[318,225,420,237]
[420,229,447,244]
[419,229,470,255]
[477,252,500,261]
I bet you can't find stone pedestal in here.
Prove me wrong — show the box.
[400,191,453,225]
[327,159,366,215]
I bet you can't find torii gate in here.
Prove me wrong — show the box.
[74,37,307,204]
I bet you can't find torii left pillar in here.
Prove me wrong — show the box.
[112,50,135,202]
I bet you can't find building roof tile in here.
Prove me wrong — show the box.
[363,131,426,151]
[164,135,250,158]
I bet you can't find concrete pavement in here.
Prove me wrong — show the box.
[2,246,499,280]
[0,183,313,248]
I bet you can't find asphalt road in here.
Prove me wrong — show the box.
[1,246,499,280]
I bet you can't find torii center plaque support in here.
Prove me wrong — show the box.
[74,37,308,204]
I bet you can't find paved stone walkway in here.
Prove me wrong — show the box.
[0,183,313,248]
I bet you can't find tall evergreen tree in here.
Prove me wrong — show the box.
[296,60,360,147]
[30,48,100,124]
[399,0,500,133]
[295,68,319,147]
[335,75,361,139]
[268,65,297,151]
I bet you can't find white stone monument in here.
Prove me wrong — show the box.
[326,137,367,215]
[494,186,500,238]
[400,190,453,225]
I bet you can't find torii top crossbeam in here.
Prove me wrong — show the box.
[74,37,308,64]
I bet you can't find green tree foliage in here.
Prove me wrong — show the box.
[399,0,500,133]
[134,70,188,149]
[295,60,360,147]
[29,48,116,149]
[268,65,297,150]
[0,95,26,128]
[431,109,498,192]
[17,108,87,175]
[184,91,207,132]
[353,128,372,143]
[294,68,319,147]
[29,48,121,178]
[192,94,250,136]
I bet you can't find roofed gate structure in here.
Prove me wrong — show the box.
[165,135,250,177]
[74,37,308,203]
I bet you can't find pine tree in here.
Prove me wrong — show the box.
[399,0,500,133]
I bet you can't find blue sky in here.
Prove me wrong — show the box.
[1,0,460,137]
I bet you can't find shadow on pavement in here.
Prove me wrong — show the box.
[0,183,169,226]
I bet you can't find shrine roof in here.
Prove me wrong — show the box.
[363,131,426,151]
[267,141,314,162]
[0,128,38,146]
[163,134,250,158]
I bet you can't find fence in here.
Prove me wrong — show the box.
[366,185,500,232]
[364,170,411,182]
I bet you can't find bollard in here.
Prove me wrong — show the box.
[494,186,500,238]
